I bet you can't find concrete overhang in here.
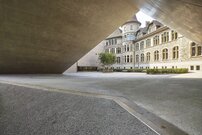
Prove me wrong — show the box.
[0,0,137,73]
[133,0,202,44]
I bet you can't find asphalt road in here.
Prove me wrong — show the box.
[0,83,157,135]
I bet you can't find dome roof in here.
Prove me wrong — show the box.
[122,15,141,26]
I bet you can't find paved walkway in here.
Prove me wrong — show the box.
[0,72,201,135]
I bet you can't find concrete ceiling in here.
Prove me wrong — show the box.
[134,0,202,44]
[0,0,137,73]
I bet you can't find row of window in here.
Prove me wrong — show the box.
[106,42,202,58]
[114,66,201,71]
[116,55,133,64]
[190,65,200,70]
[106,38,117,46]
[136,46,179,62]
[136,30,178,50]
[123,25,135,32]
[105,47,122,54]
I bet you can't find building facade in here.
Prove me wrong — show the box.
[104,16,202,71]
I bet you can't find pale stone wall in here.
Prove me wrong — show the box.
[106,25,202,71]
[134,29,202,71]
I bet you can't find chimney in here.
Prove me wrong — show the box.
[145,21,150,27]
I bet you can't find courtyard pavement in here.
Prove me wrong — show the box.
[0,83,158,135]
[0,72,201,135]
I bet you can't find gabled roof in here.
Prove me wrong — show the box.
[135,27,147,36]
[106,28,122,39]
[147,20,163,29]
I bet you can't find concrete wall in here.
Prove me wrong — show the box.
[0,0,137,73]
[65,41,105,73]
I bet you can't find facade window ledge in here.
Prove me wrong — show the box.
[161,40,177,45]
[191,55,202,58]
[171,39,178,41]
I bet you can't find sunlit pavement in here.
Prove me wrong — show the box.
[0,72,201,135]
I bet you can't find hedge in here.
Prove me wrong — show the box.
[127,69,145,72]
[146,68,188,74]
[113,69,145,72]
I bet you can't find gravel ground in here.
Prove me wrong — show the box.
[0,83,157,135]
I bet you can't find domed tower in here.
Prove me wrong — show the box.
[121,15,141,69]
[122,15,141,38]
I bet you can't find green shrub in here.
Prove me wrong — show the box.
[146,68,188,74]
[113,68,145,72]
[127,69,145,72]
[113,69,123,72]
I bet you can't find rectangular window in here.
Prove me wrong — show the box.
[146,39,151,48]
[140,41,144,50]
[114,39,117,44]
[135,43,139,51]
[190,66,194,70]
[130,25,133,30]
[196,65,200,70]
[130,55,133,63]
[116,57,121,63]
[191,46,196,56]
[127,45,130,52]
[198,46,202,55]
[127,55,130,63]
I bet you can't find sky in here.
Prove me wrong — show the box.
[136,11,154,27]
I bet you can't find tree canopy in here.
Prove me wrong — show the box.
[99,52,116,66]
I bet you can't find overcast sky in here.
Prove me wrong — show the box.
[136,11,154,27]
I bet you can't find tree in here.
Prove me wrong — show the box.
[99,52,116,72]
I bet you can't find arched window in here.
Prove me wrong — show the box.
[171,30,178,40]
[146,52,150,62]
[136,55,139,62]
[117,47,121,54]
[130,55,133,63]
[146,39,151,48]
[127,55,130,63]
[117,57,121,63]
[153,35,159,46]
[173,46,179,59]
[162,48,168,60]
[111,48,115,54]
[140,41,144,50]
[141,53,144,62]
[161,32,169,43]
[135,43,139,51]
[191,42,202,56]
[154,50,159,61]
[127,45,130,52]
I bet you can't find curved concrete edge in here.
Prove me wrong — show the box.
[0,80,188,135]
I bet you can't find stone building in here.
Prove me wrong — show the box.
[104,16,202,71]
